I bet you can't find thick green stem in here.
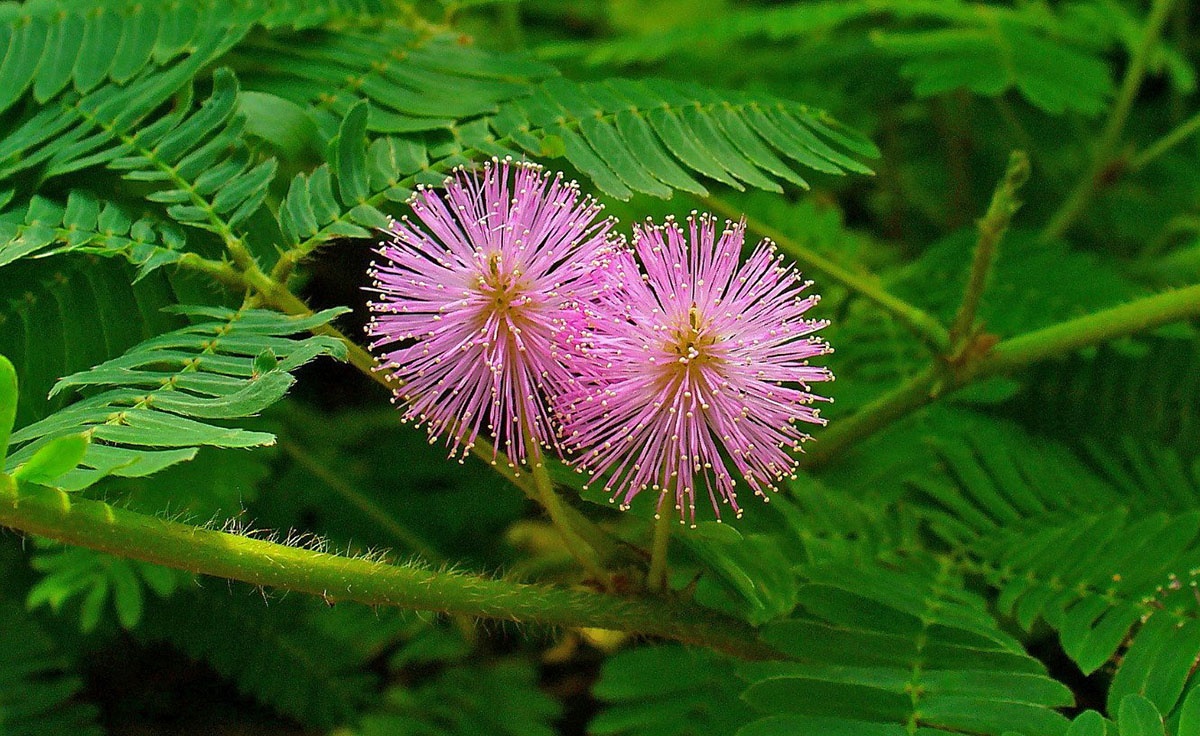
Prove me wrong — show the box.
[1042,0,1177,241]
[805,283,1200,468]
[647,502,674,593]
[703,197,951,352]
[0,476,778,660]
[528,444,613,589]
[947,152,1029,349]
[974,282,1200,375]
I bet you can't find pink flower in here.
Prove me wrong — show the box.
[562,213,833,525]
[366,159,621,466]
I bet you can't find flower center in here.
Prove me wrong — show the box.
[667,305,720,369]
[476,252,530,317]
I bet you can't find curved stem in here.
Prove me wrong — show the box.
[704,197,950,353]
[647,502,674,593]
[0,476,778,660]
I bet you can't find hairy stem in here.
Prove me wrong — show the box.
[0,477,779,660]
[647,502,674,593]
[1041,0,1177,241]
[804,282,1200,468]
[947,152,1029,349]
[703,197,951,352]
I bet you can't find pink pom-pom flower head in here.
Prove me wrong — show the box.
[366,158,621,467]
[562,213,833,525]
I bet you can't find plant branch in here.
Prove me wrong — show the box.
[947,152,1029,349]
[1129,109,1200,172]
[0,477,779,660]
[804,282,1200,468]
[1041,0,1177,241]
[703,197,951,352]
[647,502,674,593]
[528,442,614,589]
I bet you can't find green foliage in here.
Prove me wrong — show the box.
[233,20,557,136]
[591,645,755,736]
[542,0,1123,115]
[0,256,206,428]
[356,661,561,736]
[0,0,1198,733]
[0,191,186,273]
[26,539,186,632]
[4,306,347,489]
[137,588,381,727]
[0,603,102,736]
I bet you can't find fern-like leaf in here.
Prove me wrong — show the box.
[873,19,1112,116]
[0,0,409,118]
[591,645,755,736]
[0,256,199,427]
[873,410,1200,721]
[356,661,561,736]
[93,68,277,237]
[26,539,187,632]
[4,306,347,490]
[544,0,1115,115]
[279,77,876,263]
[0,28,245,182]
[235,22,555,136]
[742,555,1072,736]
[0,191,186,275]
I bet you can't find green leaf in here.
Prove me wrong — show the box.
[738,715,907,736]
[11,432,88,485]
[5,306,347,490]
[237,90,319,157]
[873,21,1113,116]
[0,354,15,462]
[1178,687,1200,736]
[137,588,381,727]
[592,645,755,736]
[27,540,187,632]
[334,100,370,205]
[1117,695,1165,736]
[1065,711,1109,736]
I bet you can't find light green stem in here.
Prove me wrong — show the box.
[647,502,674,593]
[947,152,1029,350]
[1041,0,1177,241]
[0,476,778,659]
[1130,110,1200,172]
[528,443,613,589]
[703,197,951,352]
[804,282,1200,468]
